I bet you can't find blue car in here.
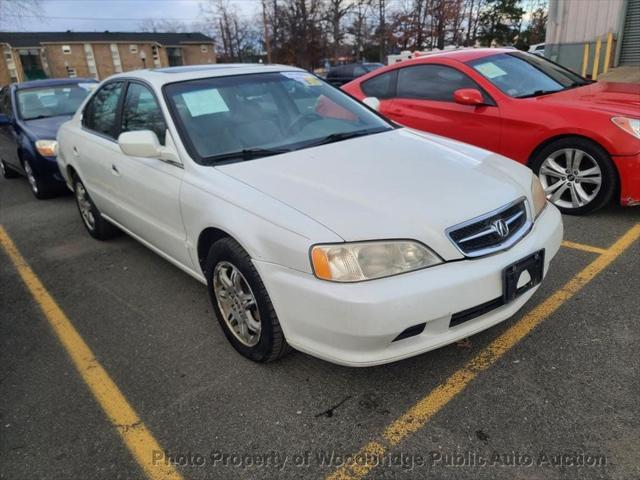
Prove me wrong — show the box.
[0,78,97,198]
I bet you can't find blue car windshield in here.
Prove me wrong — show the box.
[17,83,95,120]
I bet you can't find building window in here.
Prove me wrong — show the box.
[200,44,208,53]
[62,45,72,54]
[66,66,77,78]
[166,47,183,66]
[84,44,98,79]
[18,48,46,80]
[3,46,19,82]
[110,43,123,73]
[129,44,138,54]
[151,45,161,68]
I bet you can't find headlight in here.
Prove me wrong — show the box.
[611,117,640,139]
[35,139,58,157]
[311,240,442,282]
[531,174,547,219]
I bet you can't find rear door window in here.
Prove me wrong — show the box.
[397,65,478,101]
[361,70,397,99]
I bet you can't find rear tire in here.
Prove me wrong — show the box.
[72,175,119,240]
[530,137,616,215]
[205,237,291,363]
[0,159,19,179]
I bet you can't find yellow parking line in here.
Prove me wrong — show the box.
[0,226,183,480]
[328,223,640,480]
[561,240,607,255]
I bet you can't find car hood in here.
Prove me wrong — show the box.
[535,82,640,117]
[22,115,72,140]
[217,129,532,260]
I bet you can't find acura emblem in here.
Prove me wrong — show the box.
[492,219,510,238]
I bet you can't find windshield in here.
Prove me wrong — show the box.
[17,83,95,120]
[164,71,393,163]
[467,52,589,98]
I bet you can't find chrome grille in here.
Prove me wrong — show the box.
[447,198,531,257]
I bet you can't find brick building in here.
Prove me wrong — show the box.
[0,31,216,85]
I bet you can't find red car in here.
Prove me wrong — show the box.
[343,48,640,214]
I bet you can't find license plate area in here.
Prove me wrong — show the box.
[503,249,545,303]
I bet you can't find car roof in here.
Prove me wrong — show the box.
[14,77,98,90]
[400,48,515,65]
[107,64,307,87]
[330,62,380,69]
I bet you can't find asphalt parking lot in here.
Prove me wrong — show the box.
[1,174,639,480]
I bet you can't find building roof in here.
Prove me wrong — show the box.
[0,31,214,48]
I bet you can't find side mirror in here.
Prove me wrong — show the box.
[118,130,161,158]
[0,113,11,126]
[118,129,182,164]
[362,97,381,111]
[453,88,485,106]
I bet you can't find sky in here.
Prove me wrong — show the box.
[2,0,544,33]
[0,0,259,32]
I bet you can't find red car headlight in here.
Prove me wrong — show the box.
[612,117,640,140]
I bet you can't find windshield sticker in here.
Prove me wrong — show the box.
[182,88,230,116]
[474,62,507,79]
[282,72,322,86]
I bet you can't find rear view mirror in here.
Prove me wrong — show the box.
[118,130,161,158]
[0,113,11,126]
[453,88,485,106]
[362,97,381,111]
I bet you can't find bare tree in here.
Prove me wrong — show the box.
[0,0,42,28]
[200,0,259,62]
[324,0,352,63]
[348,0,373,61]
[138,18,188,33]
[376,0,388,62]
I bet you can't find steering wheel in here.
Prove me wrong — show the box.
[284,112,322,135]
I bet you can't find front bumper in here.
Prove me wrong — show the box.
[34,154,66,184]
[612,153,640,206]
[254,205,563,367]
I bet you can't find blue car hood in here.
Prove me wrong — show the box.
[23,115,72,140]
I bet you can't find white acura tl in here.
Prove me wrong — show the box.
[57,65,563,366]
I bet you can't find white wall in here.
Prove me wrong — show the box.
[546,0,625,44]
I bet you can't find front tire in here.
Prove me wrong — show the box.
[0,159,19,179]
[205,237,290,363]
[531,138,616,215]
[23,158,55,199]
[73,175,119,240]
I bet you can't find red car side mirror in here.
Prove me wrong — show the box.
[453,88,485,106]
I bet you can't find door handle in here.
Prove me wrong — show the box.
[111,164,120,175]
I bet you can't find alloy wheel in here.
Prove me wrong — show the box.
[23,161,38,194]
[538,148,602,210]
[213,261,261,347]
[75,182,96,230]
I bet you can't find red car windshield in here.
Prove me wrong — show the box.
[467,52,589,99]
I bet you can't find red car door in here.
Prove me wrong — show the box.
[388,64,502,153]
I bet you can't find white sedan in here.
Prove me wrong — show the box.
[57,65,563,366]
